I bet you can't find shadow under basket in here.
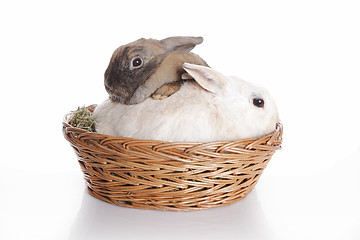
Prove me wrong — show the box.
[63,106,283,211]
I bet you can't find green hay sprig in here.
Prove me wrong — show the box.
[68,106,96,132]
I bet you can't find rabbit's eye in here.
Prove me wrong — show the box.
[130,57,143,69]
[253,98,265,108]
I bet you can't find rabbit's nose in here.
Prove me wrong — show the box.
[105,80,114,91]
[105,84,111,91]
[105,84,115,95]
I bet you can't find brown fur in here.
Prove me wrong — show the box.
[103,36,208,104]
[151,81,183,100]
[131,51,208,104]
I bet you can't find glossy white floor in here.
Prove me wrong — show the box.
[1,1,359,239]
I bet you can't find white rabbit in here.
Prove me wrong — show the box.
[94,63,279,142]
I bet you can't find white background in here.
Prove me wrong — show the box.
[1,0,359,239]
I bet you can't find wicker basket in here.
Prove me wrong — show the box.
[63,105,283,211]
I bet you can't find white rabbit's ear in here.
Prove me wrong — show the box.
[183,63,227,93]
[160,36,203,54]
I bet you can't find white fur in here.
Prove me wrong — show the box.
[94,64,279,142]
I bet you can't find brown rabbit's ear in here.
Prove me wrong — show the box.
[160,36,203,54]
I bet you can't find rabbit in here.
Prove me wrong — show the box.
[104,36,209,105]
[94,63,279,142]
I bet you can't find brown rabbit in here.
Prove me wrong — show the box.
[104,36,209,104]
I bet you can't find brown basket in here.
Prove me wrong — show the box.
[63,105,283,211]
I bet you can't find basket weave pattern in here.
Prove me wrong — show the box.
[63,109,282,211]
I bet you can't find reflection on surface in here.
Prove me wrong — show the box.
[69,188,274,240]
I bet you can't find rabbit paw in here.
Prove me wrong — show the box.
[181,72,193,80]
[151,82,181,100]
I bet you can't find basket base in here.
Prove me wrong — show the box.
[85,180,258,211]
